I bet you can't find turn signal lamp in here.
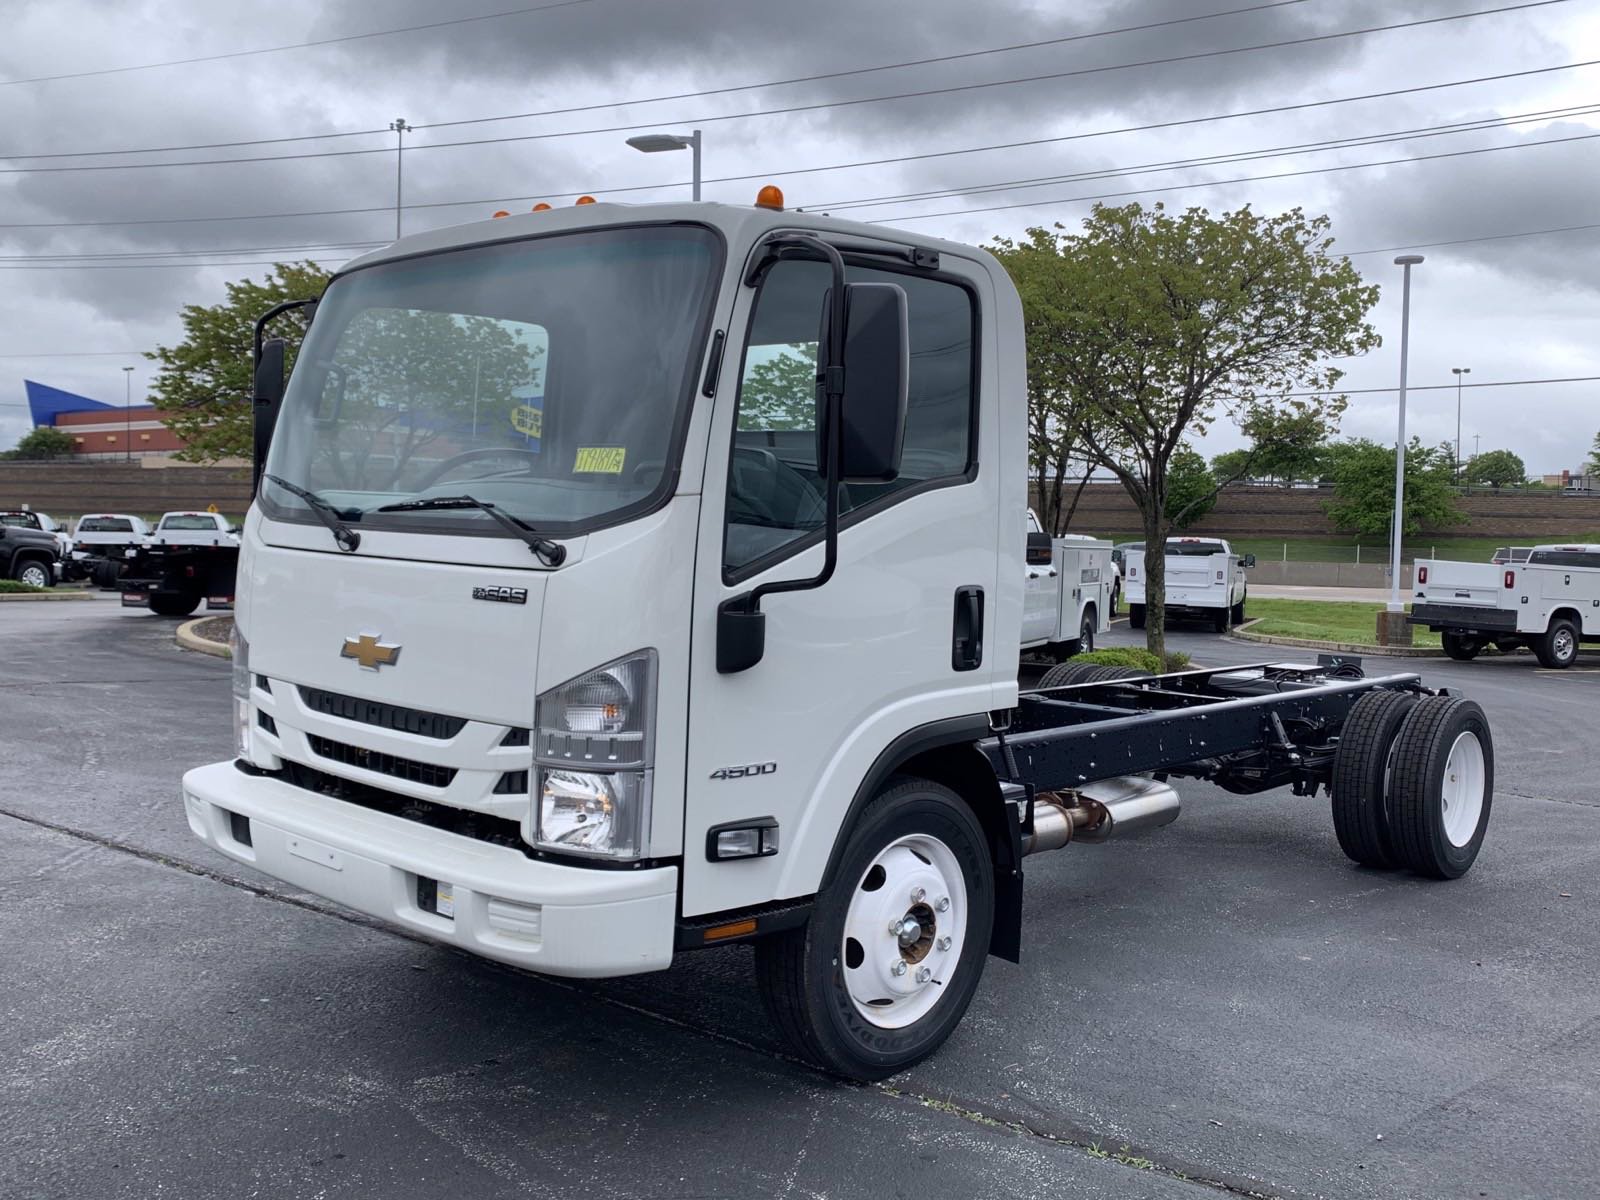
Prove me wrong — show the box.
[532,202,552,211]
[575,195,597,205]
[1417,566,1429,585]
[755,184,784,211]
[492,210,511,219]
[1504,569,1516,589]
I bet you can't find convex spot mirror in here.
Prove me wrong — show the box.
[817,282,909,484]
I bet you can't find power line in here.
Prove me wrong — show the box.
[2,56,1592,231]
[0,0,1569,176]
[0,0,597,88]
[0,0,1306,160]
[1249,375,1600,399]
[866,128,1600,224]
[1339,221,1600,257]
[0,241,385,263]
[816,102,1600,213]
[0,351,147,358]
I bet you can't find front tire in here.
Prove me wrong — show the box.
[1128,603,1146,630]
[1389,696,1494,879]
[11,558,52,589]
[1533,616,1580,669]
[754,777,994,1080]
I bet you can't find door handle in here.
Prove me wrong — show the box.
[952,585,984,672]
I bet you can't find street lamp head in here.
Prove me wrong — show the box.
[626,133,694,153]
[1394,254,1424,266]
[1452,367,1471,376]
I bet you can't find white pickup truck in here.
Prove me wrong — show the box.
[1022,511,1114,657]
[1410,544,1600,667]
[150,511,240,548]
[1123,537,1252,632]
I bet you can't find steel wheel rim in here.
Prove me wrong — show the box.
[1554,627,1575,660]
[1440,730,1486,847]
[1081,619,1094,653]
[841,833,967,1029]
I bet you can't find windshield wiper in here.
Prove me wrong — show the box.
[376,495,567,567]
[264,474,362,553]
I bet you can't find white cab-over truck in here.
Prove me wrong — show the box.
[183,198,1495,1079]
[1411,544,1600,667]
[1022,510,1113,657]
[1123,536,1252,632]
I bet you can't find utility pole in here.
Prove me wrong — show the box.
[122,366,135,463]
[1452,366,1470,483]
[390,118,410,241]
[1380,255,1423,646]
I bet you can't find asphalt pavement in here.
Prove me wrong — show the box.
[3,602,1597,1200]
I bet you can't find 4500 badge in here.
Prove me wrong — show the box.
[710,762,777,781]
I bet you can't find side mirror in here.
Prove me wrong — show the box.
[253,337,287,489]
[1242,553,1257,569]
[817,282,908,483]
[1026,531,1053,566]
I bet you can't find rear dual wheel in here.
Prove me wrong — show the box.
[1331,692,1492,878]
[754,778,993,1081]
[1441,631,1482,661]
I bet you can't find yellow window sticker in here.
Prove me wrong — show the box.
[574,447,626,474]
[510,404,543,438]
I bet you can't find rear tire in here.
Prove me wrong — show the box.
[754,777,994,1081]
[1129,603,1146,630]
[1330,690,1417,869]
[1389,696,1494,879]
[1212,606,1230,634]
[1037,661,1101,689]
[91,559,122,590]
[149,591,201,617]
[1084,665,1145,683]
[1231,593,1247,625]
[1441,631,1482,661]
[11,558,52,589]
[1533,616,1580,669]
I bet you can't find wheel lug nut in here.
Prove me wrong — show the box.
[910,887,925,904]
[891,960,908,977]
[936,936,952,951]
[915,967,932,984]
[935,896,950,912]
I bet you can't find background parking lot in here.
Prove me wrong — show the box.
[4,603,1597,1199]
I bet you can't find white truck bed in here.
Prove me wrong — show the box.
[1411,545,1600,667]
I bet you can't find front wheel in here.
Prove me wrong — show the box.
[11,559,52,589]
[1128,603,1146,630]
[754,777,994,1081]
[1533,617,1580,669]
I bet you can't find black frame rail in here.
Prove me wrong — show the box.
[984,663,1427,796]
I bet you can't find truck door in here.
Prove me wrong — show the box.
[683,249,1005,918]
[1022,510,1059,644]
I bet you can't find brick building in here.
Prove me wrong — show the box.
[23,380,187,460]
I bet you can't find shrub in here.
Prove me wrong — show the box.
[0,579,47,594]
[1071,647,1191,673]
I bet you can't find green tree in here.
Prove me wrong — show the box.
[1323,437,1464,536]
[1585,429,1600,476]
[148,261,331,462]
[1464,448,1526,489]
[738,344,817,431]
[1164,445,1216,529]
[996,202,1379,658]
[6,426,76,460]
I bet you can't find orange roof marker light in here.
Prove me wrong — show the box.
[755,185,784,211]
[575,195,597,205]
[491,210,511,219]
[531,202,553,212]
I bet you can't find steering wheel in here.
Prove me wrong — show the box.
[408,446,545,491]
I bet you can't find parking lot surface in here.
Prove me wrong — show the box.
[4,603,1597,1199]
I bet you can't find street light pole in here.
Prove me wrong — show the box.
[122,366,135,463]
[1452,366,1470,483]
[389,118,410,240]
[1388,255,1424,616]
[625,129,702,200]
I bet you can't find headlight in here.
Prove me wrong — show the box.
[230,626,251,760]
[533,650,656,859]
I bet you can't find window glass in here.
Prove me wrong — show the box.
[724,259,974,573]
[78,517,133,533]
[1528,549,1600,568]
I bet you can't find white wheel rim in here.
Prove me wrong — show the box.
[1441,731,1486,847]
[841,833,967,1029]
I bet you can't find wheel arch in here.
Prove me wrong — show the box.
[1547,605,1584,631]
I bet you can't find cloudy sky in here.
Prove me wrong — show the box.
[2,0,1597,473]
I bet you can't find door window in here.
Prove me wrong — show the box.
[723,258,976,576]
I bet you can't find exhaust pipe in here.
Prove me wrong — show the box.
[1022,776,1181,855]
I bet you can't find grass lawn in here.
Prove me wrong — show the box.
[0,579,47,594]
[1243,598,1440,647]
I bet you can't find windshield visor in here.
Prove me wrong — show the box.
[262,223,723,537]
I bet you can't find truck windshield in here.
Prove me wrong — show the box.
[262,224,722,537]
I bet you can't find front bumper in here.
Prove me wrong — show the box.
[182,759,677,978]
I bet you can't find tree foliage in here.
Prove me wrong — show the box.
[1464,448,1526,489]
[148,262,332,462]
[995,202,1379,657]
[1164,445,1217,529]
[1586,429,1600,477]
[4,426,76,460]
[1323,437,1465,536]
[738,344,817,431]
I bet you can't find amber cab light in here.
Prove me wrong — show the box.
[755,184,784,210]
[575,195,597,205]
[491,210,511,219]
[1417,566,1428,584]
[532,202,552,212]
[1504,569,1516,589]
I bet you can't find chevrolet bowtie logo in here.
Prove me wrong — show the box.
[341,632,402,670]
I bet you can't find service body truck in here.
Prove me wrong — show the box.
[1411,544,1600,667]
[151,510,239,547]
[1123,536,1251,632]
[1022,511,1113,657]
[183,199,1496,1079]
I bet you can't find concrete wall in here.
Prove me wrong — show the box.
[0,462,251,516]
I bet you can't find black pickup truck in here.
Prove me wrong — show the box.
[1,523,61,589]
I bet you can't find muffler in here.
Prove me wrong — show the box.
[1022,776,1181,855]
